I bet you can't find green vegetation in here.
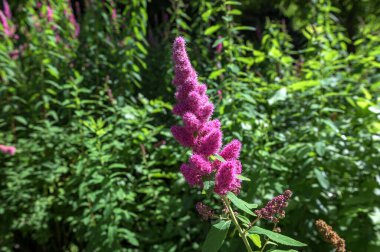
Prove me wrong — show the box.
[0,0,379,251]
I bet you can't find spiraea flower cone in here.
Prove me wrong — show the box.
[171,36,242,195]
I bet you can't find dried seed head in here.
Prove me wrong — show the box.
[196,202,214,221]
[315,219,346,252]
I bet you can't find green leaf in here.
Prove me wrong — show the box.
[47,65,59,79]
[204,25,221,36]
[313,168,330,189]
[233,26,256,31]
[369,105,380,114]
[288,80,319,91]
[322,119,339,133]
[269,250,298,252]
[213,154,226,162]
[248,234,262,248]
[315,142,326,156]
[136,42,147,55]
[14,116,28,125]
[227,192,257,216]
[118,228,139,246]
[203,180,215,195]
[225,1,242,5]
[109,163,126,169]
[229,9,242,15]
[268,88,287,105]
[202,220,231,252]
[212,37,226,48]
[227,64,240,74]
[209,69,225,80]
[236,174,251,181]
[249,227,307,247]
[236,214,250,226]
[201,9,213,21]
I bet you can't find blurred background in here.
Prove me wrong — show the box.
[0,0,379,251]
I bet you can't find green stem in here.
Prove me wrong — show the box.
[222,196,253,252]
[260,223,278,252]
[260,239,269,252]
[243,217,260,235]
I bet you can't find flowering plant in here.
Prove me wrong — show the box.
[171,36,307,251]
[0,144,16,155]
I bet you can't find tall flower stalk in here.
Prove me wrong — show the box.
[171,36,251,250]
[170,37,306,251]
[171,36,242,195]
[0,0,16,39]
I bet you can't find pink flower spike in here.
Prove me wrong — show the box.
[3,0,11,19]
[55,33,61,42]
[197,84,207,95]
[214,161,237,195]
[197,102,214,122]
[198,119,221,137]
[185,91,202,113]
[216,35,223,53]
[196,129,222,156]
[7,146,16,155]
[47,6,53,22]
[175,80,196,100]
[0,10,10,36]
[171,126,195,147]
[171,37,245,193]
[233,160,242,174]
[0,145,16,155]
[111,8,117,20]
[220,139,242,160]
[189,154,212,175]
[68,11,80,37]
[172,36,198,88]
[181,163,201,186]
[172,103,187,116]
[183,112,200,131]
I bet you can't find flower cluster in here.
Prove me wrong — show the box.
[171,37,242,195]
[65,5,80,38]
[195,202,214,221]
[215,35,223,54]
[0,144,16,155]
[44,2,80,40]
[255,190,292,223]
[315,219,346,252]
[0,0,16,39]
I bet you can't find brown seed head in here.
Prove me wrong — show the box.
[315,219,346,252]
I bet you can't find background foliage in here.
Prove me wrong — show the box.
[1,0,379,251]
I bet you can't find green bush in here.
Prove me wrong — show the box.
[0,0,379,251]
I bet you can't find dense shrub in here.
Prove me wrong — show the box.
[0,0,379,251]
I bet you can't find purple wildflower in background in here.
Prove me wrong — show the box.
[255,190,292,223]
[0,144,16,155]
[68,9,80,37]
[0,3,15,39]
[111,8,117,20]
[217,89,222,100]
[47,5,53,22]
[0,10,9,36]
[3,0,11,19]
[171,37,242,195]
[215,35,223,53]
